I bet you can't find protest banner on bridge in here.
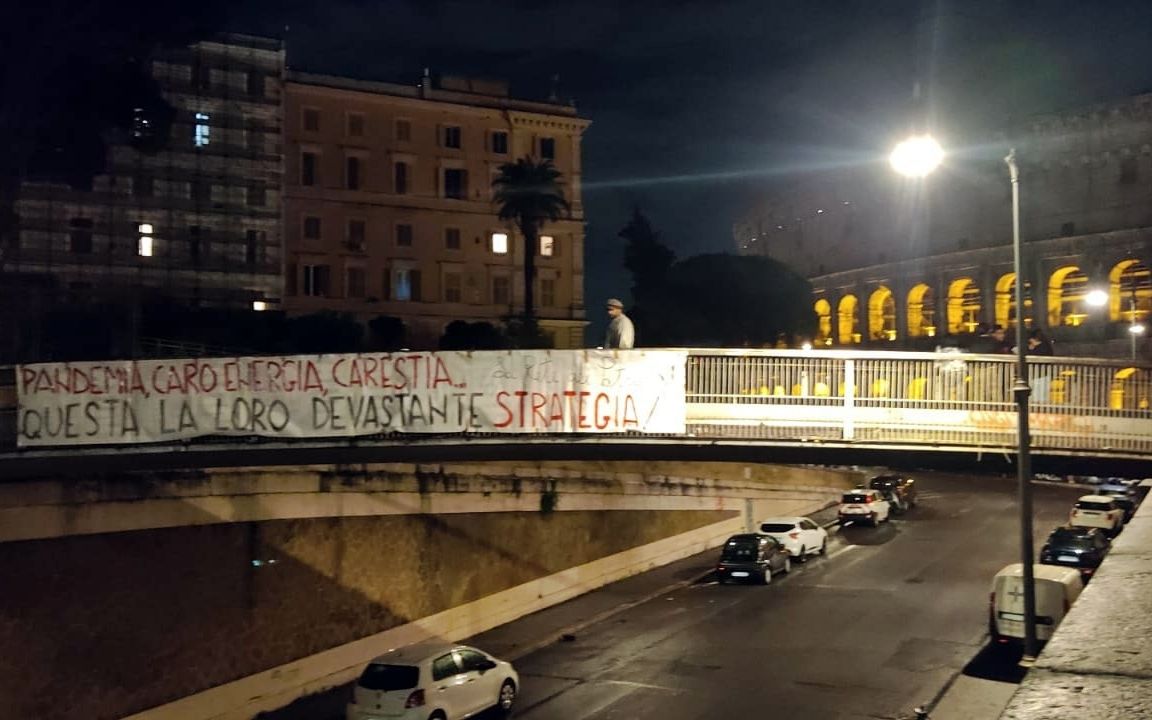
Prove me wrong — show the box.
[15,350,687,447]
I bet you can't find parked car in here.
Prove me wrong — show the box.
[347,642,518,720]
[868,474,918,512]
[1069,495,1124,535]
[1039,526,1111,580]
[716,533,791,584]
[989,563,1083,646]
[758,516,829,561]
[838,488,891,527]
[1096,483,1140,519]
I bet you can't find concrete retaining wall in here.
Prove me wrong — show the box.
[0,460,855,720]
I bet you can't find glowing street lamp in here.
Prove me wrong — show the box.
[889,135,944,178]
[1085,289,1109,308]
[891,137,1038,662]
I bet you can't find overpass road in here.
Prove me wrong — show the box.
[271,472,1082,720]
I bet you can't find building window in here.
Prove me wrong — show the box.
[540,235,555,257]
[493,276,510,305]
[346,156,362,190]
[491,232,509,254]
[189,225,204,262]
[393,268,422,301]
[286,263,298,296]
[347,113,365,137]
[347,219,366,251]
[1120,157,1139,184]
[191,59,211,90]
[396,223,413,247]
[303,216,321,240]
[444,168,468,199]
[347,266,366,298]
[69,218,93,254]
[247,183,266,207]
[394,161,409,194]
[303,108,320,132]
[442,125,462,149]
[246,230,264,266]
[134,174,154,197]
[444,272,462,302]
[491,131,509,154]
[137,222,154,257]
[246,71,263,97]
[1061,221,1076,237]
[302,151,318,186]
[539,137,555,160]
[303,264,331,296]
[193,180,211,205]
[445,227,461,250]
[541,277,556,307]
[396,119,411,142]
[194,112,211,148]
[246,123,263,152]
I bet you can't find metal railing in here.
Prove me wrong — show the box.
[3,349,1151,456]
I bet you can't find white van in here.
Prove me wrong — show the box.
[989,563,1083,645]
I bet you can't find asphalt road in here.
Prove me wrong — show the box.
[264,471,1083,720]
[504,472,1081,720]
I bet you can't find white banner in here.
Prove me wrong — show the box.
[15,350,687,447]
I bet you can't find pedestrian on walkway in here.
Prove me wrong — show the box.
[604,298,635,349]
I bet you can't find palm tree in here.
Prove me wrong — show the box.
[492,157,569,338]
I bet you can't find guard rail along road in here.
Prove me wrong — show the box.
[1,348,1150,459]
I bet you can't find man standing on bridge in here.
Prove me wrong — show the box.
[605,298,635,349]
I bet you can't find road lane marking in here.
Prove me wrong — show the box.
[602,679,682,693]
[826,543,859,561]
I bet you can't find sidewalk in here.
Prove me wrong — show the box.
[929,675,1018,720]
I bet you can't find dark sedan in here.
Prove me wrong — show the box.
[716,533,791,584]
[1039,526,1111,580]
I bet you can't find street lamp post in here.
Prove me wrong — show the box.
[1128,294,1145,361]
[891,138,1039,661]
[1005,149,1038,661]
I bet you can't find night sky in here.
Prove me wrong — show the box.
[234,0,1152,330]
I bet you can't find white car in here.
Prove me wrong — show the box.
[758,516,829,560]
[347,642,518,720]
[837,488,891,527]
[1069,495,1124,535]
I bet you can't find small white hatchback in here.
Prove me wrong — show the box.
[837,489,891,527]
[758,516,829,560]
[347,642,518,720]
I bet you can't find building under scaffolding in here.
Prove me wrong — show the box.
[0,34,285,362]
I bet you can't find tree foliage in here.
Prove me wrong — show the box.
[619,207,675,305]
[639,254,817,347]
[492,157,569,331]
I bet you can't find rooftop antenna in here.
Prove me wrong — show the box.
[549,73,560,102]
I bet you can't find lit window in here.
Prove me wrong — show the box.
[540,235,554,257]
[138,222,154,257]
[252,300,268,311]
[194,112,210,148]
[394,269,413,301]
[491,232,508,254]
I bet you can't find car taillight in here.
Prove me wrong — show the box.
[789,532,800,539]
[405,690,426,708]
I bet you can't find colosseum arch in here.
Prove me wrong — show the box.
[1109,259,1151,324]
[906,283,936,338]
[1048,265,1090,327]
[814,298,832,344]
[946,277,981,334]
[868,286,896,341]
[838,295,860,344]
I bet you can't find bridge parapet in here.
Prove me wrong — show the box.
[3,349,1151,458]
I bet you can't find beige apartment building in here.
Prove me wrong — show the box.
[283,71,591,349]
